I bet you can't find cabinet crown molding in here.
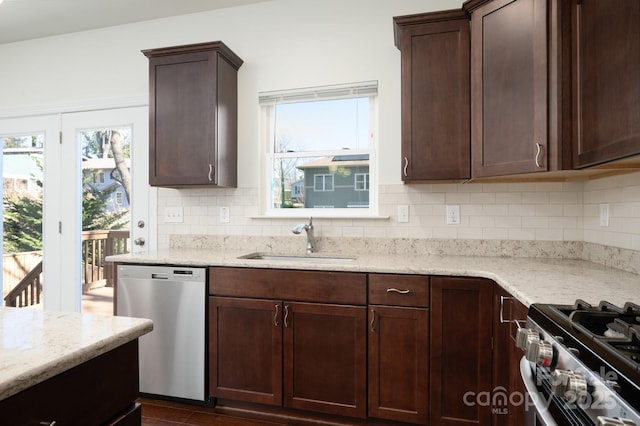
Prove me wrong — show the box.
[142,41,243,70]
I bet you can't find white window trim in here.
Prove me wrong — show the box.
[314,174,334,192]
[354,173,369,191]
[259,82,379,219]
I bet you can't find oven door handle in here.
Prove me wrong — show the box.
[520,356,558,426]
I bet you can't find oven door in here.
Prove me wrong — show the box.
[520,357,557,426]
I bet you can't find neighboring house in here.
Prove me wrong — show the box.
[82,157,130,212]
[297,154,369,208]
[2,149,43,197]
[290,179,305,204]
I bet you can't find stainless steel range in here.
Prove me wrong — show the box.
[518,300,640,425]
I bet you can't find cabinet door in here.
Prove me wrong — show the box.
[368,305,429,425]
[430,277,493,426]
[149,50,218,186]
[492,285,528,425]
[572,0,640,168]
[471,0,548,177]
[209,296,283,405]
[283,302,367,418]
[395,11,470,181]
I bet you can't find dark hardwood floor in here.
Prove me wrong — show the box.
[140,398,283,426]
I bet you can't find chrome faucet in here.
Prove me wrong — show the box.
[292,217,315,254]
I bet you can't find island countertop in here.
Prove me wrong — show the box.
[108,249,640,308]
[0,307,153,401]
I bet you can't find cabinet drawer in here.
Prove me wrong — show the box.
[368,274,429,307]
[210,267,367,305]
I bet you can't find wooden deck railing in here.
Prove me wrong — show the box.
[82,230,130,291]
[3,230,129,307]
[4,260,43,307]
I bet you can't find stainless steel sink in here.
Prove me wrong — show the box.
[239,253,356,263]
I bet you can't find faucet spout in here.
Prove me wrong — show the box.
[292,217,315,253]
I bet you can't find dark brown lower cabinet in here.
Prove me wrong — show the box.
[284,302,367,418]
[209,295,367,419]
[0,340,140,425]
[493,285,528,426]
[209,297,283,406]
[368,305,429,424]
[430,276,494,426]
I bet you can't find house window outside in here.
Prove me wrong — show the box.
[94,172,105,184]
[115,191,123,206]
[260,81,378,216]
[355,173,369,191]
[314,174,334,192]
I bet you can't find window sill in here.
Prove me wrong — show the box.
[250,213,390,220]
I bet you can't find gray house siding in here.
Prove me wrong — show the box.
[303,165,369,208]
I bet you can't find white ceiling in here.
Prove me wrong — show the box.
[0,0,270,44]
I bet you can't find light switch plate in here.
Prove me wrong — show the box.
[164,206,183,223]
[398,205,409,223]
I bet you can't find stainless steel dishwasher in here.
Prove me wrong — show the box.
[116,264,206,402]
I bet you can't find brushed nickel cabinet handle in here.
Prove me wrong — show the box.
[274,304,280,327]
[535,143,543,168]
[370,309,376,333]
[403,157,409,177]
[284,305,290,328]
[208,164,213,181]
[387,288,410,294]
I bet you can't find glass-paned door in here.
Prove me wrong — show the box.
[0,115,59,309]
[62,107,153,314]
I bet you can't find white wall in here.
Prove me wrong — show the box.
[1,0,639,254]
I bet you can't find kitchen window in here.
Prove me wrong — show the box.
[259,81,378,217]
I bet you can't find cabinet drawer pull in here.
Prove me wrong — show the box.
[387,288,410,294]
[39,422,56,426]
[274,304,280,327]
[403,157,409,177]
[370,308,376,332]
[284,305,290,327]
[535,143,543,168]
[208,164,213,181]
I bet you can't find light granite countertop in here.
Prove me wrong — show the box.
[0,307,153,401]
[109,249,640,308]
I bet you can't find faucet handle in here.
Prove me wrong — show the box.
[308,216,313,227]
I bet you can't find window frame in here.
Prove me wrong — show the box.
[259,81,379,218]
[354,173,369,192]
[313,174,334,192]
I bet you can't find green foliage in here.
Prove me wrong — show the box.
[82,176,128,231]
[3,175,128,254]
[2,193,43,253]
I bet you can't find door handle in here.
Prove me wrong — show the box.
[134,237,145,246]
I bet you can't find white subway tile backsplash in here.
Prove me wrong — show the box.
[156,172,640,259]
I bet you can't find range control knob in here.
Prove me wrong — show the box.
[551,369,588,399]
[526,340,554,367]
[516,328,540,351]
[597,417,636,426]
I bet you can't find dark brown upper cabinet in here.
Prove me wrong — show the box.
[394,10,471,182]
[143,42,243,187]
[465,0,572,178]
[572,0,640,168]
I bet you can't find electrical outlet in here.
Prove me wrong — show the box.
[397,205,409,223]
[220,206,230,223]
[164,206,183,223]
[600,203,610,227]
[446,205,460,225]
